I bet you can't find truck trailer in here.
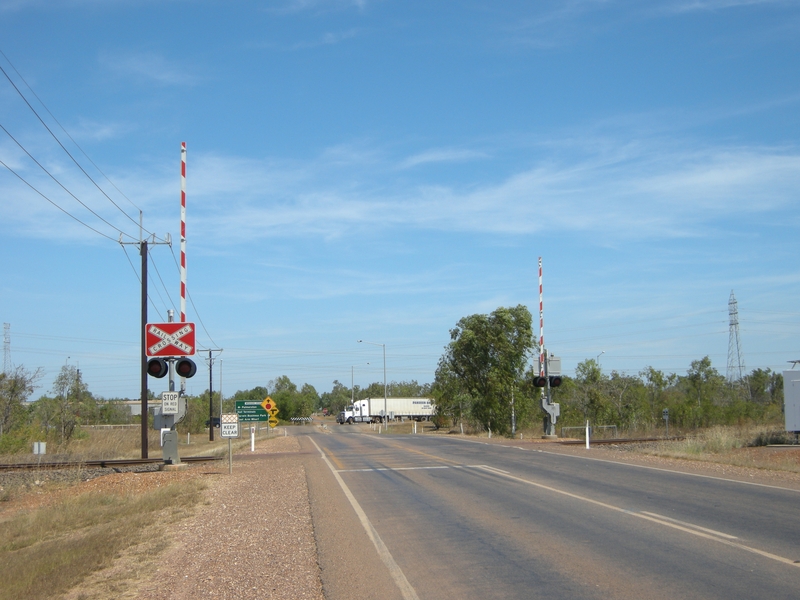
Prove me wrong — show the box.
[336,397,434,424]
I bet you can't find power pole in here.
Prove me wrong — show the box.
[121,227,171,459]
[206,348,223,441]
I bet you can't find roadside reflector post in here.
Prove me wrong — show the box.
[251,426,255,452]
[585,420,590,450]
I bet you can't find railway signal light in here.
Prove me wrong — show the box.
[549,375,563,388]
[175,358,197,378]
[533,375,548,387]
[147,358,168,378]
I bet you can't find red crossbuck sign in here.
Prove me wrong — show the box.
[145,322,196,357]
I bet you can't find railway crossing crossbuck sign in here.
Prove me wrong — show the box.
[146,322,196,357]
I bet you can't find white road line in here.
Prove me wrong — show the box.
[436,436,800,493]
[475,465,800,569]
[530,447,800,493]
[640,512,738,540]
[309,437,420,600]
[337,465,451,473]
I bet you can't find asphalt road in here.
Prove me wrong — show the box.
[300,426,800,600]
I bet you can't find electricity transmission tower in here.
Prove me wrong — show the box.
[726,291,748,395]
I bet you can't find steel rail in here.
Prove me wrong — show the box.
[0,455,223,471]
[560,437,685,445]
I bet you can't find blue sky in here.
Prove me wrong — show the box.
[1,0,798,400]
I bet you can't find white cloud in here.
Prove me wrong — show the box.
[99,51,201,86]
[3,132,798,247]
[399,148,490,169]
[172,138,800,242]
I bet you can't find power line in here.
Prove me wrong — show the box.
[0,122,137,241]
[168,244,219,348]
[149,250,178,312]
[0,49,142,215]
[0,59,158,238]
[0,158,119,242]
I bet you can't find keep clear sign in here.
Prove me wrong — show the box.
[220,414,240,438]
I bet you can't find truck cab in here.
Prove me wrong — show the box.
[336,406,355,424]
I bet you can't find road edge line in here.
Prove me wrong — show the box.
[308,437,421,600]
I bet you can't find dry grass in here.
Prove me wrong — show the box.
[631,425,800,473]
[0,477,205,600]
[1,426,244,464]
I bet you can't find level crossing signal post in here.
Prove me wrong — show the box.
[145,318,199,464]
[535,353,562,438]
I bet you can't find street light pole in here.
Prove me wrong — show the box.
[358,340,387,425]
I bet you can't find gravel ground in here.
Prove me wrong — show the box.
[131,435,323,600]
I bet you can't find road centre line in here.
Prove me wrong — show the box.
[474,465,800,569]
[640,511,738,540]
[338,465,451,473]
[309,437,420,600]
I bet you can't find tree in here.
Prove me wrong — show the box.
[432,358,473,429]
[747,368,782,405]
[34,365,95,444]
[437,305,535,436]
[0,366,41,436]
[320,380,352,415]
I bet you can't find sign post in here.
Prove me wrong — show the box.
[220,414,239,474]
[663,408,669,438]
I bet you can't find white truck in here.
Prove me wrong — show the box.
[336,397,434,424]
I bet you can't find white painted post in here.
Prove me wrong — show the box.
[414,421,417,434]
[251,426,255,452]
[585,420,590,449]
[187,432,190,445]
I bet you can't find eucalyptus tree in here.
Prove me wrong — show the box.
[437,305,535,436]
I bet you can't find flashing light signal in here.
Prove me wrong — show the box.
[146,357,196,379]
[175,358,197,378]
[147,358,168,378]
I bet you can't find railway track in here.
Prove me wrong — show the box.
[560,436,684,445]
[0,455,222,471]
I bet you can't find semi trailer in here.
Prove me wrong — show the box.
[336,397,434,424]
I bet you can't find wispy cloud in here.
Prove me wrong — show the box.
[99,51,201,86]
[3,131,798,247]
[664,0,790,13]
[268,0,374,16]
[173,138,800,243]
[399,148,490,169]
[287,28,361,49]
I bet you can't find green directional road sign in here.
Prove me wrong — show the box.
[235,400,269,422]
